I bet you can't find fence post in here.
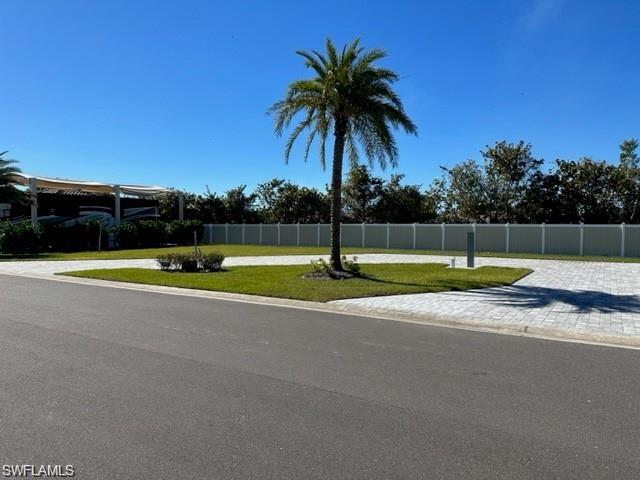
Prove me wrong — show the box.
[441,223,445,251]
[225,223,229,244]
[412,223,417,250]
[277,223,281,246]
[386,223,390,249]
[242,223,246,245]
[541,223,546,255]
[361,223,365,248]
[259,223,263,245]
[317,223,320,247]
[296,223,300,246]
[579,223,584,256]
[505,223,510,254]
[621,223,626,257]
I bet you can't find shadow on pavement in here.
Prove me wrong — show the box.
[467,285,640,314]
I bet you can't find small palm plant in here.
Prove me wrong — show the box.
[0,151,22,204]
[270,38,417,272]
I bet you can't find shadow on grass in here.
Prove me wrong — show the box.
[466,285,640,314]
[358,273,505,291]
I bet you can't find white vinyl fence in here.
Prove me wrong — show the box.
[202,223,640,258]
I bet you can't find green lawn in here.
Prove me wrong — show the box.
[60,263,531,302]
[2,243,639,263]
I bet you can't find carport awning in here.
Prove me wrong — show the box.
[11,173,172,197]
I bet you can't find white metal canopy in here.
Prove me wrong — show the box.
[11,173,173,196]
[11,173,183,225]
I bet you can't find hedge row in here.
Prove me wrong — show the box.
[111,220,203,249]
[0,219,204,255]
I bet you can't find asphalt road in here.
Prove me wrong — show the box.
[1,275,639,479]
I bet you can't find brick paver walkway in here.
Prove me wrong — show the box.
[1,254,639,339]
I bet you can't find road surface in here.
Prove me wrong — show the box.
[1,274,639,479]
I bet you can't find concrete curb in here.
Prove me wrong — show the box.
[3,270,636,351]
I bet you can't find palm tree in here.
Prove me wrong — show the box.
[270,38,417,272]
[0,151,22,204]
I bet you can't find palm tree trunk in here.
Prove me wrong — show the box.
[330,121,346,271]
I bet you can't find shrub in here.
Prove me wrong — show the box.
[42,220,108,252]
[342,255,361,274]
[309,255,360,278]
[156,253,175,271]
[155,251,225,272]
[310,257,332,275]
[112,222,139,249]
[136,220,168,248]
[180,254,199,272]
[202,251,225,272]
[0,221,45,254]
[167,220,203,246]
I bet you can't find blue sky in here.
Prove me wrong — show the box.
[2,0,639,194]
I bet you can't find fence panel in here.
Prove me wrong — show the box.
[363,224,387,248]
[415,224,443,250]
[299,224,319,246]
[545,225,580,255]
[625,225,640,257]
[277,224,296,246]
[476,224,506,252]
[261,224,278,245]
[388,224,413,249]
[227,224,243,244]
[244,224,260,245]
[341,224,363,247]
[444,225,473,251]
[583,225,621,256]
[508,225,542,253]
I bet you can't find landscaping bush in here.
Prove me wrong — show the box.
[202,252,225,271]
[136,220,168,247]
[309,255,360,278]
[43,220,108,252]
[155,251,225,272]
[0,221,45,254]
[167,220,203,246]
[112,222,139,249]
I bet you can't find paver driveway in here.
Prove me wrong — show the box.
[1,254,639,339]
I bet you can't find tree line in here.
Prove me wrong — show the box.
[163,138,639,225]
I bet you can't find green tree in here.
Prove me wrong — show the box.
[619,138,639,169]
[342,164,383,223]
[618,138,640,222]
[373,174,428,223]
[269,38,417,271]
[437,160,488,222]
[255,178,329,223]
[482,141,543,223]
[0,151,22,205]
